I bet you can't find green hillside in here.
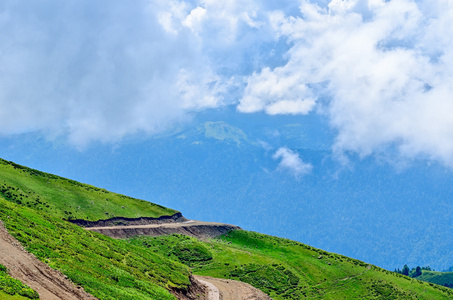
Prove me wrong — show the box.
[0,158,176,221]
[418,271,453,289]
[0,199,190,300]
[129,233,453,300]
[0,158,452,299]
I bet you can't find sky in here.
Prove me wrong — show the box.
[1,0,453,269]
[1,0,453,166]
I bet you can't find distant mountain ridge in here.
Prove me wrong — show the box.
[0,112,452,271]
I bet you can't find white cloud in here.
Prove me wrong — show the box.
[238,67,315,114]
[273,147,313,176]
[240,0,453,166]
[2,0,453,168]
[266,99,316,115]
[0,0,277,148]
[0,0,229,147]
[182,7,207,33]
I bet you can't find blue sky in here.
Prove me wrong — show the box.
[1,0,453,269]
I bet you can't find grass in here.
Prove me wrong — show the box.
[0,198,190,300]
[129,232,453,299]
[0,264,39,299]
[0,158,176,221]
[417,270,453,288]
[0,291,33,300]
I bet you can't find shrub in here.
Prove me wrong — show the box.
[171,241,213,264]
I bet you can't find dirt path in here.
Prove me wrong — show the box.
[193,275,272,300]
[0,220,97,300]
[86,220,241,239]
[87,220,232,230]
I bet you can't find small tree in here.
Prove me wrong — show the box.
[414,266,422,277]
[402,264,410,276]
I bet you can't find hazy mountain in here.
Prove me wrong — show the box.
[0,109,452,271]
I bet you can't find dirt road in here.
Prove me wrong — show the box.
[86,220,241,239]
[0,220,97,300]
[193,275,272,300]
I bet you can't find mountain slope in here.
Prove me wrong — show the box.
[0,158,452,299]
[0,221,93,300]
[417,271,453,288]
[129,232,453,300]
[0,198,190,300]
[0,158,176,221]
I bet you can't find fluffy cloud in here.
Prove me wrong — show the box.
[0,0,233,147]
[240,0,453,166]
[238,67,315,114]
[273,147,313,176]
[2,0,453,167]
[0,0,282,147]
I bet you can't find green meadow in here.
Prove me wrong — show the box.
[129,232,453,300]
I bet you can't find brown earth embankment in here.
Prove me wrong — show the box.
[69,212,187,227]
[86,220,241,239]
[171,275,210,300]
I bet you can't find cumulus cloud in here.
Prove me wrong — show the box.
[273,147,313,176]
[240,0,453,166]
[238,67,315,114]
[0,0,285,147]
[2,0,453,168]
[0,0,237,147]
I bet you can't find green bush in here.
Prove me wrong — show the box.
[229,263,299,296]
[171,241,213,264]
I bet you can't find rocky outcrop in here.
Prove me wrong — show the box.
[69,212,187,227]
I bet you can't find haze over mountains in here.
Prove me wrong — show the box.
[1,108,452,271]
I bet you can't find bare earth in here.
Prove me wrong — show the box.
[0,220,97,300]
[87,220,227,230]
[193,276,272,300]
[86,220,241,239]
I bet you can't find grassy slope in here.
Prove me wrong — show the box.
[129,233,453,300]
[0,264,38,299]
[0,198,190,300]
[417,270,453,288]
[0,292,31,300]
[0,158,190,299]
[0,158,176,221]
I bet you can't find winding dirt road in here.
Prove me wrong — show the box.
[193,276,272,300]
[0,220,97,300]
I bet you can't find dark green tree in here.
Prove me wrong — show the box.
[402,264,410,276]
[414,266,422,277]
